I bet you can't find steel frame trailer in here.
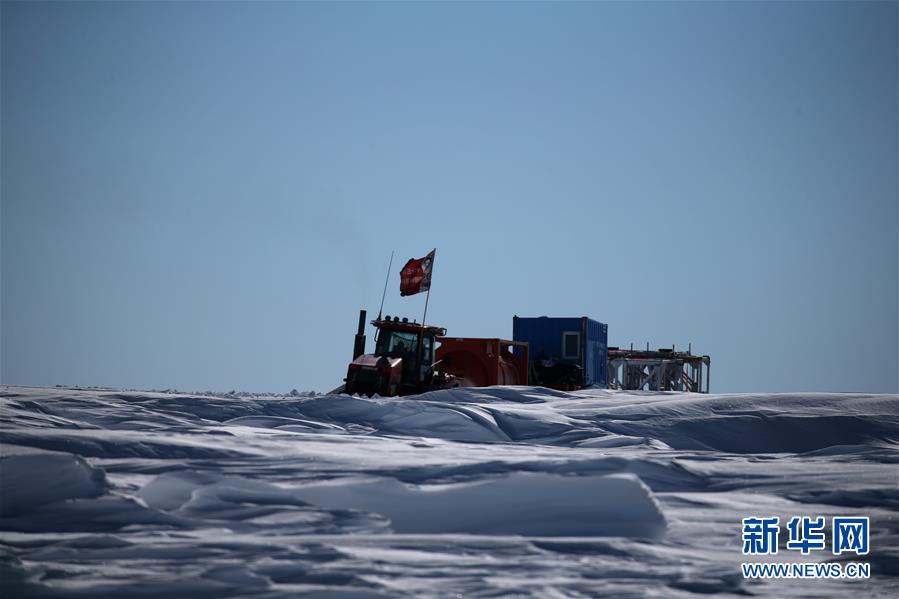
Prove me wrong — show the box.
[607,348,710,393]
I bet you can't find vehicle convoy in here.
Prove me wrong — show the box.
[342,249,709,397]
[343,309,711,397]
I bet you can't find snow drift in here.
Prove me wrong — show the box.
[293,472,666,537]
[0,452,107,516]
[1,385,896,597]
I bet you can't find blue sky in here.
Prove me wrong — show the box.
[2,1,896,393]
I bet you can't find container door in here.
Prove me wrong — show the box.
[585,341,594,386]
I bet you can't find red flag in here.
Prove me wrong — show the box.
[400,249,435,297]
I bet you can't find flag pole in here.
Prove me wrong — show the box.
[421,287,431,328]
[418,250,435,380]
[420,249,435,328]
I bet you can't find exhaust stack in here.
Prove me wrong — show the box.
[353,309,367,359]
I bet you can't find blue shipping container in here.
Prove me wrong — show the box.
[512,316,608,387]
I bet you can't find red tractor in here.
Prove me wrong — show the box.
[344,310,528,397]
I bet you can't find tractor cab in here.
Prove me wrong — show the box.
[345,314,446,397]
[373,316,446,388]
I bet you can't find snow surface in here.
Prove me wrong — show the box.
[1,385,897,597]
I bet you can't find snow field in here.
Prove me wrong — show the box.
[1,385,897,597]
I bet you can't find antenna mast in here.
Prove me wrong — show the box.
[377,250,394,320]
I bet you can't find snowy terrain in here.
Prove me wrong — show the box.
[1,385,897,597]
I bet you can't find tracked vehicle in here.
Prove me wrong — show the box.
[344,310,528,397]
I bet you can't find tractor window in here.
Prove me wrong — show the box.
[422,336,433,364]
[375,330,420,358]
